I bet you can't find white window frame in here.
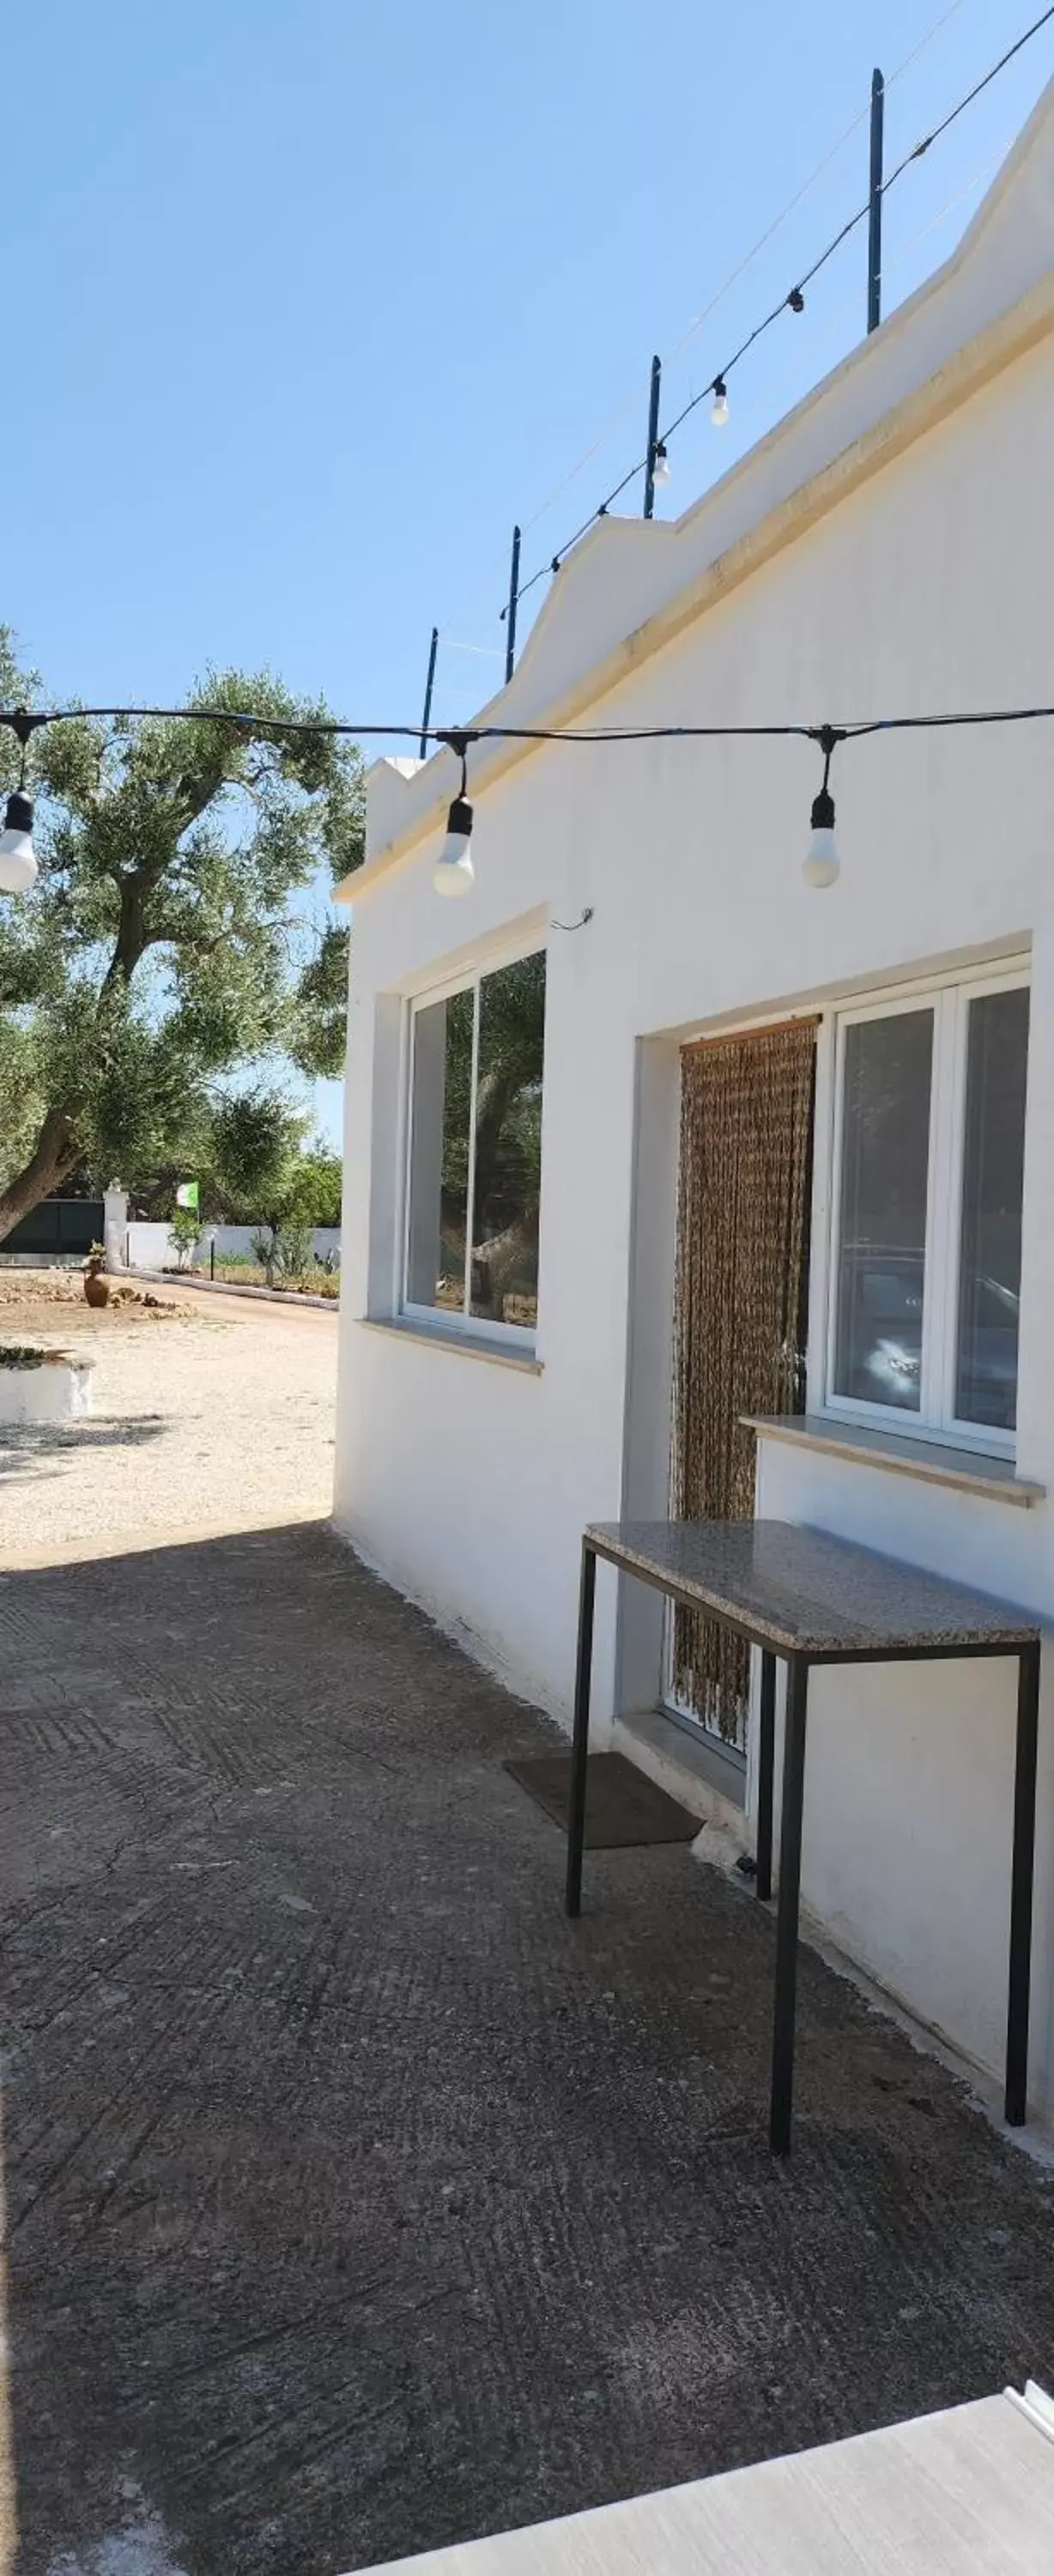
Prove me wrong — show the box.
[820,957,1030,1458]
[398,938,545,1348]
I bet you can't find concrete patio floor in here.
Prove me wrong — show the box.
[2,1522,1054,2576]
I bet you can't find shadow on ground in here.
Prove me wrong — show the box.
[1,1521,1052,2576]
[0,1414,167,1483]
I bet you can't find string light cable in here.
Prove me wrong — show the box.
[3,696,1054,901]
[503,3,1054,615]
[493,0,973,566]
[388,93,1012,733]
[668,127,1015,520]
[429,0,971,659]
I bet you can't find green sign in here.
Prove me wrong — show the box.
[175,1180,200,1212]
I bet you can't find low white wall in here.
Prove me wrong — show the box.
[127,1223,176,1268]
[127,1223,341,1271]
[0,1254,84,1270]
[0,1354,94,1423]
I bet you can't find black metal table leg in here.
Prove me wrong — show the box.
[1005,1637,1041,2125]
[565,1542,597,1917]
[756,1650,777,1901]
[770,1653,809,2156]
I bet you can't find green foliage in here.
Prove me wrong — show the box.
[0,1014,43,1178]
[170,1206,200,1265]
[205,1089,341,1230]
[249,1228,276,1276]
[439,954,545,1234]
[282,1145,342,1228]
[208,1089,306,1221]
[274,1218,316,1280]
[0,633,364,1239]
[247,1217,313,1287]
[290,922,349,1079]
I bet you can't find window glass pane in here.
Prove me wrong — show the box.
[956,986,1028,1431]
[405,987,474,1312]
[469,952,546,1328]
[833,1009,933,1409]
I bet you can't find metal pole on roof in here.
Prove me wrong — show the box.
[643,353,662,519]
[419,625,439,759]
[505,526,521,684]
[868,68,885,333]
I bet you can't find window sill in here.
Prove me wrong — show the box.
[359,1316,542,1375]
[743,1413,1045,1508]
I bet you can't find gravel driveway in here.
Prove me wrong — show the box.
[0,1272,337,1558]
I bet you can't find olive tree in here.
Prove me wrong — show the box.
[0,637,360,1242]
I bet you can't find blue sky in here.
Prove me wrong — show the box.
[5,1,1052,1145]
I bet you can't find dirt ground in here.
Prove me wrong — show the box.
[0,1270,338,1558]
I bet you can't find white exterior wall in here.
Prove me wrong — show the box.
[335,96,1054,2114]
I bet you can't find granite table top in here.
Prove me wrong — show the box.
[584,1520,1040,1658]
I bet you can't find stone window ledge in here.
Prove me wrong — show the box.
[744,1414,1045,1509]
[359,1316,542,1375]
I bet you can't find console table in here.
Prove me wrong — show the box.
[566,1520,1041,2154]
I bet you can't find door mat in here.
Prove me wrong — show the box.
[505,1751,700,1848]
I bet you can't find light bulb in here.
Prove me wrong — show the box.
[711,378,729,427]
[803,787,839,889]
[652,441,670,486]
[433,793,475,898]
[0,790,37,895]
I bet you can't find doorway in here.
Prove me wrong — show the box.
[668,1017,816,1751]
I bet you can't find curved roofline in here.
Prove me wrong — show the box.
[342,78,1054,902]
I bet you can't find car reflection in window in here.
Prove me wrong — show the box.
[853,1256,924,1406]
[958,1268,1020,1431]
[845,1254,1019,1427]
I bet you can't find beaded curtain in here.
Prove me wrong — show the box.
[670,1020,816,1742]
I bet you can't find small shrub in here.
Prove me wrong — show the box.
[274,1220,315,1281]
[170,1207,200,1269]
[0,1345,45,1370]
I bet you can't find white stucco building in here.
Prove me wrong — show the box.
[335,88,1054,2123]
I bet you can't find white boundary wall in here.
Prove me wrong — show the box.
[127,1224,340,1270]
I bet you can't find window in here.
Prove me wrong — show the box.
[833,1007,933,1414]
[827,969,1029,1448]
[403,950,545,1336]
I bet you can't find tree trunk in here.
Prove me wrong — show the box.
[0,1108,78,1246]
[469,1205,539,1321]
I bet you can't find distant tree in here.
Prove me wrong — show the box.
[288,922,349,1080]
[201,1087,342,1285]
[0,635,362,1242]
[283,1145,342,1229]
[206,1089,307,1222]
